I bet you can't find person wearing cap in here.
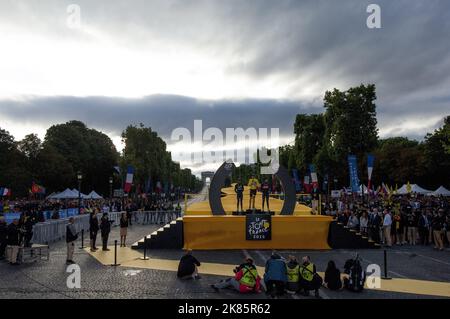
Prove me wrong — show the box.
[177,250,201,280]
[211,257,261,293]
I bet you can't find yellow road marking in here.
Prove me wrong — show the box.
[86,247,450,298]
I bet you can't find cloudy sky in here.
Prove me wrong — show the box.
[0,0,449,174]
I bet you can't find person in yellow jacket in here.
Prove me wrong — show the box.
[247,175,260,210]
[299,256,322,298]
[211,257,262,293]
[286,255,300,294]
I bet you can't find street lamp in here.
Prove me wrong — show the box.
[77,172,82,215]
[109,177,113,199]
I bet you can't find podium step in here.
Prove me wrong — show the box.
[132,218,184,250]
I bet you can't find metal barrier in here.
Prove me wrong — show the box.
[31,211,122,244]
[128,210,183,225]
[30,210,182,244]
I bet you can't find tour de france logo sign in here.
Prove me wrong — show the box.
[246,214,272,240]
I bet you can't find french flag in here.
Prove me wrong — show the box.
[124,165,134,193]
[0,187,11,196]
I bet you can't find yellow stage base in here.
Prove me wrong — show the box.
[183,215,333,250]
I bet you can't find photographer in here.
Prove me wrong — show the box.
[211,257,261,293]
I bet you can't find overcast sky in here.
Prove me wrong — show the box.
[0,0,449,174]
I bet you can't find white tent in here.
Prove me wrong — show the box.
[397,184,432,195]
[51,188,86,199]
[430,186,450,196]
[85,190,103,199]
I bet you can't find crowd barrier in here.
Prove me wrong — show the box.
[30,210,182,244]
[3,208,83,224]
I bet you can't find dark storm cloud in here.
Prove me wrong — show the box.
[1,0,449,142]
[0,95,317,139]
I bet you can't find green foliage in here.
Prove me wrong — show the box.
[121,124,202,192]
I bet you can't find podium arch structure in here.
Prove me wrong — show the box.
[208,161,297,215]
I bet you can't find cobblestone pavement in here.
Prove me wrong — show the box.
[1,222,449,299]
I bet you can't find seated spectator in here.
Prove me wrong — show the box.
[343,256,366,292]
[177,250,201,280]
[324,260,342,290]
[286,255,300,294]
[211,257,261,293]
[263,252,287,297]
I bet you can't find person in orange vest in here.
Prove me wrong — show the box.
[211,257,261,293]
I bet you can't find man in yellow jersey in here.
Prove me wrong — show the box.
[247,175,260,210]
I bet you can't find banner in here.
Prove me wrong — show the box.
[309,164,319,189]
[31,182,45,194]
[303,175,311,193]
[367,154,375,192]
[347,155,360,193]
[292,169,301,192]
[246,214,271,240]
[124,165,134,193]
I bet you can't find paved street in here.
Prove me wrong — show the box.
[1,222,449,299]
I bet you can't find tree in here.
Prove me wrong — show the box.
[321,84,378,186]
[43,121,118,195]
[423,116,450,188]
[18,134,42,160]
[373,137,427,187]
[0,128,32,197]
[293,114,325,172]
[121,124,202,192]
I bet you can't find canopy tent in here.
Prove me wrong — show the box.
[397,184,431,195]
[84,190,103,199]
[49,188,86,199]
[430,186,450,196]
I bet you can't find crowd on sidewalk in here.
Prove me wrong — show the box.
[323,194,450,250]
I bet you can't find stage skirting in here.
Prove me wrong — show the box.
[183,215,333,250]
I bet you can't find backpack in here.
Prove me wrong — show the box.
[345,258,365,292]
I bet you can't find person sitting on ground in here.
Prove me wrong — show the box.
[263,252,287,297]
[299,256,322,298]
[211,257,261,293]
[177,250,201,280]
[286,255,301,294]
[343,255,366,292]
[324,260,342,290]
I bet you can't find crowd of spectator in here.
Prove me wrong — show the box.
[323,194,450,250]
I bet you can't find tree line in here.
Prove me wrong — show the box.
[0,121,202,198]
[233,84,450,190]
